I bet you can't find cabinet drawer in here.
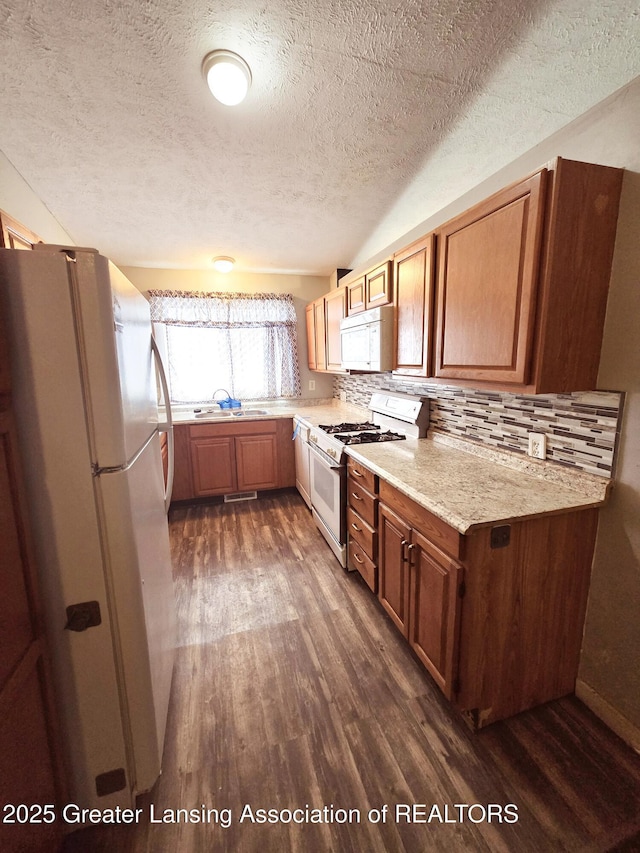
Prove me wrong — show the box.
[348,539,377,592]
[347,458,377,494]
[379,479,462,560]
[347,477,377,527]
[347,506,376,558]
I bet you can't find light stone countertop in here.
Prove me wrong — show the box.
[344,435,610,534]
[169,398,611,534]
[169,398,369,426]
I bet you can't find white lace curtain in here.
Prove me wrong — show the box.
[149,290,302,403]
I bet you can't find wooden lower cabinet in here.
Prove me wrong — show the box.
[235,434,278,491]
[172,419,294,501]
[191,435,237,495]
[377,478,599,728]
[346,459,379,591]
[378,502,462,699]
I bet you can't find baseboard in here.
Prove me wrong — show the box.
[576,679,640,754]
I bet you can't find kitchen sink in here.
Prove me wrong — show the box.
[193,408,269,419]
[193,409,233,418]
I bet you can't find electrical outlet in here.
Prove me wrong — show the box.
[528,432,547,459]
[308,380,316,391]
[339,391,347,402]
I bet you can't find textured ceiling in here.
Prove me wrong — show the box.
[0,0,639,274]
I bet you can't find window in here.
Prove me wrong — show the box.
[149,290,302,403]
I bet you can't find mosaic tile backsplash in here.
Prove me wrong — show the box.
[333,373,624,479]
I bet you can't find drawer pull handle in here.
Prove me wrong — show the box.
[352,469,364,477]
[353,552,364,564]
[351,522,361,532]
[351,492,363,500]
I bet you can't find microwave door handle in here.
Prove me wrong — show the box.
[152,335,174,512]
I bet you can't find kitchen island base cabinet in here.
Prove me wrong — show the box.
[377,478,599,728]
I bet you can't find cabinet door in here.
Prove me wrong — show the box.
[434,170,546,384]
[393,234,435,377]
[324,287,346,372]
[191,436,237,496]
[378,503,411,637]
[366,260,392,308]
[409,530,462,699]
[235,434,278,491]
[305,303,317,370]
[347,276,366,314]
[314,298,327,371]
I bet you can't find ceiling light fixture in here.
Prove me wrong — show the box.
[202,50,252,106]
[212,256,235,273]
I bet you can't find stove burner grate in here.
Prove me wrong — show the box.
[318,422,379,434]
[334,430,406,445]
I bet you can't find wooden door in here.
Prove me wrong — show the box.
[0,209,42,250]
[346,276,366,314]
[378,503,411,637]
[190,436,237,496]
[408,530,462,699]
[235,434,278,491]
[393,234,435,377]
[324,287,346,372]
[365,260,392,308]
[0,299,65,853]
[305,303,317,370]
[313,299,327,371]
[434,169,547,384]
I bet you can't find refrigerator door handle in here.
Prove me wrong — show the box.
[151,335,174,513]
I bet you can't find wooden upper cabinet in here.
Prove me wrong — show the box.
[393,234,435,378]
[0,210,42,250]
[365,260,392,308]
[313,298,327,371]
[324,287,346,372]
[344,261,392,316]
[305,303,317,370]
[346,275,366,314]
[433,158,623,392]
[434,170,547,385]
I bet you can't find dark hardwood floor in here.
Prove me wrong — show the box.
[65,490,640,852]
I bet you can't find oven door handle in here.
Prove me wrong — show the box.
[308,440,344,469]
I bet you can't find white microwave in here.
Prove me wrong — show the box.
[340,304,394,371]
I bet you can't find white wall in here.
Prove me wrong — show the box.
[0,151,74,244]
[121,266,334,401]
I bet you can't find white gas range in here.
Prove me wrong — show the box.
[308,392,430,567]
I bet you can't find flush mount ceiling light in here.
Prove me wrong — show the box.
[212,256,235,273]
[202,50,252,106]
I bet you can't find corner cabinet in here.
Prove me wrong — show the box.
[171,419,295,501]
[433,158,623,392]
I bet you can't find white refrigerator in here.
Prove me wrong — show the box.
[0,246,177,810]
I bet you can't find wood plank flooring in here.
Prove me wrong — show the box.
[64,490,640,853]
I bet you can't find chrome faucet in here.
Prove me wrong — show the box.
[212,388,231,401]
